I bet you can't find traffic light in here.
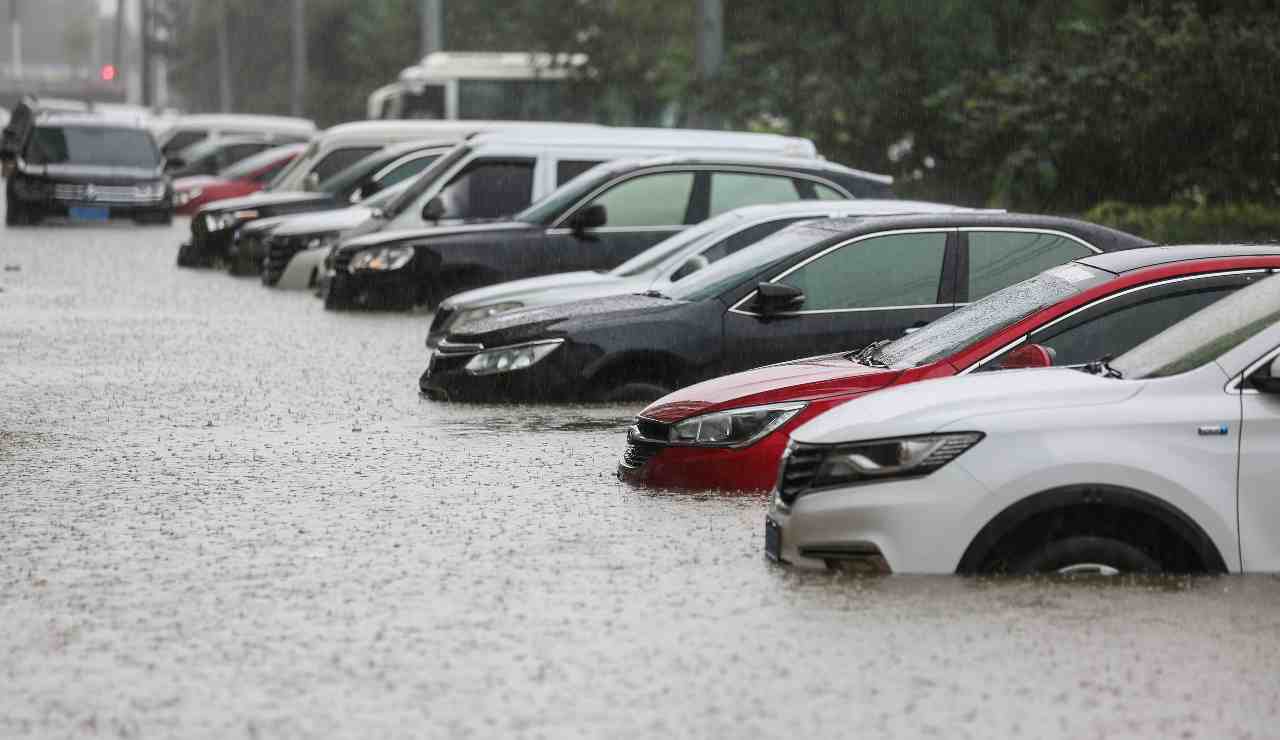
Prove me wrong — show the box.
[100,64,118,82]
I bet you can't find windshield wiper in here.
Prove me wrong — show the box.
[1082,355,1124,379]
[848,339,891,368]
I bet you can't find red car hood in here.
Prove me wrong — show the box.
[641,352,902,423]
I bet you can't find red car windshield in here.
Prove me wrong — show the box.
[875,262,1111,368]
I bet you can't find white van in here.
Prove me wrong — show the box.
[265,127,822,288]
[157,114,318,158]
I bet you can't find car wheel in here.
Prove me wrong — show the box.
[1013,535,1161,575]
[599,382,672,403]
[176,242,211,268]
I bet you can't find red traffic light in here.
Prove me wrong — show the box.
[100,64,117,82]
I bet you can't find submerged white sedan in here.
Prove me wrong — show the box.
[767,273,1280,575]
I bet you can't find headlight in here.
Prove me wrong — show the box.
[137,181,166,199]
[348,245,414,272]
[464,339,564,376]
[175,187,201,206]
[808,432,983,489]
[454,301,525,327]
[204,210,257,232]
[667,401,807,448]
[303,232,340,251]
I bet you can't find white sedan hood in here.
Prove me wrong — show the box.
[792,368,1143,444]
[269,206,377,237]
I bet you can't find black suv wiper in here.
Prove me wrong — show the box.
[1082,355,1124,379]
[848,339,891,368]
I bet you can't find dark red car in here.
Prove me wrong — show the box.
[172,143,303,215]
[619,246,1280,492]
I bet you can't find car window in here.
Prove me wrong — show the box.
[967,231,1095,301]
[709,173,803,217]
[587,172,696,228]
[377,154,439,189]
[162,129,204,156]
[778,232,949,311]
[437,159,536,220]
[813,183,847,200]
[556,159,605,186]
[698,218,810,266]
[980,272,1269,369]
[312,146,379,182]
[223,142,268,166]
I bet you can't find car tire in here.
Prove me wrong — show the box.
[599,382,672,403]
[176,242,211,268]
[1013,535,1161,575]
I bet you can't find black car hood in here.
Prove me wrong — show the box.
[21,163,161,182]
[197,190,333,215]
[449,294,684,347]
[337,220,536,255]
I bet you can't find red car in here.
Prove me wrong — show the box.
[619,245,1280,492]
[171,143,303,215]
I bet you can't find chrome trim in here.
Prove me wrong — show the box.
[957,226,1103,255]
[728,227,956,317]
[962,269,1274,375]
[435,339,485,355]
[549,164,854,230]
[545,225,685,236]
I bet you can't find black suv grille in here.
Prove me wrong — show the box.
[778,443,826,504]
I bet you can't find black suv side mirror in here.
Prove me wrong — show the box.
[1250,355,1280,394]
[421,195,446,222]
[754,282,805,316]
[568,204,607,236]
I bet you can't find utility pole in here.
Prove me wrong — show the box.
[140,0,153,105]
[291,0,306,116]
[216,0,232,112]
[692,0,723,129]
[113,0,124,72]
[420,0,442,59]
[9,0,22,78]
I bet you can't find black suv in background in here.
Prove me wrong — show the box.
[421,213,1150,402]
[322,154,895,310]
[2,104,171,226]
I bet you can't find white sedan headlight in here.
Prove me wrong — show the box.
[348,245,414,272]
[811,433,984,487]
[667,401,807,447]
[464,339,564,376]
[455,301,525,327]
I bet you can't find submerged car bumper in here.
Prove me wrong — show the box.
[419,344,586,402]
[618,427,795,493]
[323,269,421,311]
[766,462,990,574]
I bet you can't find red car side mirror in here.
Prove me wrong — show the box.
[999,343,1055,370]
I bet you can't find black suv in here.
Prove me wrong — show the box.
[421,213,1150,402]
[322,154,895,310]
[2,104,171,226]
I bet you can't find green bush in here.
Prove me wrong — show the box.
[1084,202,1280,245]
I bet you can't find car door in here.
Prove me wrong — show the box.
[546,170,701,272]
[971,271,1272,371]
[1237,347,1280,571]
[720,229,958,372]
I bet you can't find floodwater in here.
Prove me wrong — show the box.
[2,217,1279,739]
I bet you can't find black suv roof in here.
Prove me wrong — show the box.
[1079,244,1280,274]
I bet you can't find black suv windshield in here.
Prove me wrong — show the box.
[876,263,1110,368]
[381,143,471,220]
[317,149,399,196]
[26,125,160,168]
[1114,274,1280,379]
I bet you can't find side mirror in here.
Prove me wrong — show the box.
[568,203,607,236]
[753,282,805,316]
[304,172,321,191]
[998,343,1055,370]
[421,195,446,222]
[1249,355,1280,394]
[355,180,381,202]
[671,254,710,282]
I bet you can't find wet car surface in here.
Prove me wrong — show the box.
[2,215,1279,737]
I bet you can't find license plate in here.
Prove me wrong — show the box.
[764,517,783,562]
[69,206,109,221]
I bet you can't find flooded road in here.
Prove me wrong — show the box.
[2,217,1279,738]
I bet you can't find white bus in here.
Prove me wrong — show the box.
[367,52,588,122]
